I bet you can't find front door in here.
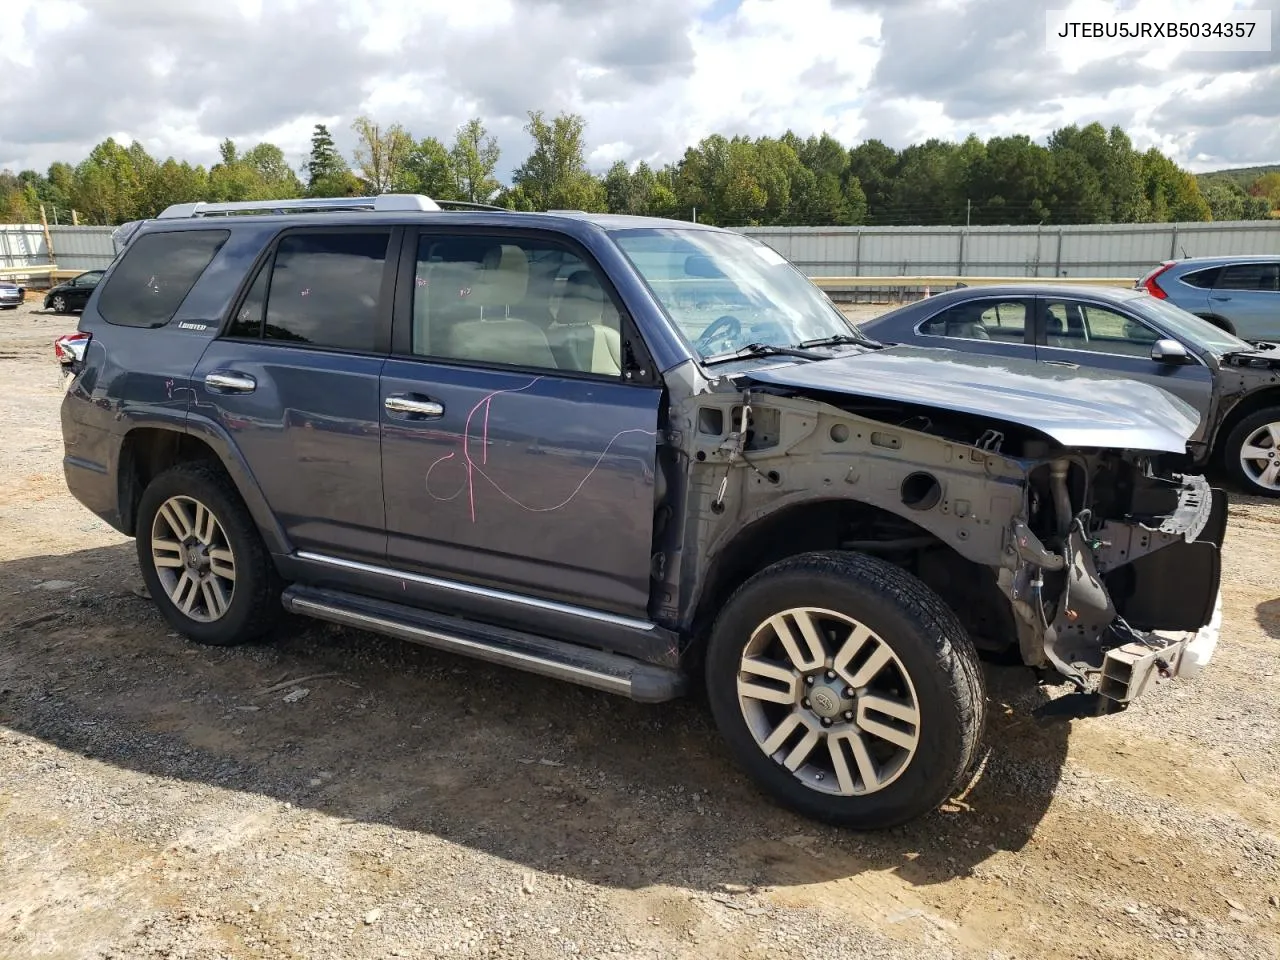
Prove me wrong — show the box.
[379,229,663,622]
[189,226,398,562]
[1032,294,1215,442]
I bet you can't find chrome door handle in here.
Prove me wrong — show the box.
[204,371,256,392]
[385,396,445,417]
[1042,360,1079,369]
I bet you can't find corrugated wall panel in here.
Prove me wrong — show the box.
[48,225,117,269]
[738,220,1280,278]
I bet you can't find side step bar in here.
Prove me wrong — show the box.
[281,585,688,703]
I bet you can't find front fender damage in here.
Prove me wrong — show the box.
[667,380,1226,704]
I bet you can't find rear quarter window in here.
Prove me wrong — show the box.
[1180,267,1220,289]
[96,229,230,328]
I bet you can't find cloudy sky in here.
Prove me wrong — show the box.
[1,0,1277,182]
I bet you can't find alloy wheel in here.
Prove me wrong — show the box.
[150,495,237,622]
[736,607,921,797]
[1238,420,1280,492]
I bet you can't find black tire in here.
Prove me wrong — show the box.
[1222,407,1280,498]
[50,295,68,314]
[705,550,986,829]
[134,461,283,645]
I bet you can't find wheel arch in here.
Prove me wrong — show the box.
[1210,386,1280,460]
[686,497,1015,664]
[117,419,291,555]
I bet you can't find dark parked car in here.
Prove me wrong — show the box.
[1137,255,1280,342]
[0,279,24,309]
[860,283,1280,497]
[44,269,105,314]
[56,196,1225,829]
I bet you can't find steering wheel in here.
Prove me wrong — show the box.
[695,314,742,355]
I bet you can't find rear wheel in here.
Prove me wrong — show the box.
[135,461,283,645]
[705,551,986,829]
[1224,407,1280,498]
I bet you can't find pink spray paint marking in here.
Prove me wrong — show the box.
[424,375,657,522]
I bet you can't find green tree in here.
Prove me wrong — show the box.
[846,139,898,224]
[511,110,606,212]
[451,118,501,203]
[350,115,413,193]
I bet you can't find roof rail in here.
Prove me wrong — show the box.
[435,199,507,212]
[155,193,443,219]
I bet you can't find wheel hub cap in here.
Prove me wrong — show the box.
[807,678,853,719]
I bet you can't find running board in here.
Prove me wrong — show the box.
[280,585,688,703]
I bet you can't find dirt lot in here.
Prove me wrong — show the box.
[2,300,1279,960]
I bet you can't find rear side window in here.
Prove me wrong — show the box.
[1180,267,1220,289]
[228,230,391,352]
[97,229,229,328]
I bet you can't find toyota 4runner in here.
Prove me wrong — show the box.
[56,194,1227,829]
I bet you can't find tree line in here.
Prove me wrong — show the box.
[1,113,1275,228]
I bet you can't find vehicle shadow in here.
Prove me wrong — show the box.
[0,543,1073,894]
[1255,598,1280,639]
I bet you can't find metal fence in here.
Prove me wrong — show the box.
[5,219,1280,281]
[0,224,117,272]
[737,220,1280,279]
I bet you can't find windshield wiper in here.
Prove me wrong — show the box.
[797,332,880,349]
[702,342,829,366]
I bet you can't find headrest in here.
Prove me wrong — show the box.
[557,269,605,326]
[469,244,528,309]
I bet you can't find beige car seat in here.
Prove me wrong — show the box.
[435,245,559,369]
[545,269,622,375]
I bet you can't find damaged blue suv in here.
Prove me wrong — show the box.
[57,194,1226,829]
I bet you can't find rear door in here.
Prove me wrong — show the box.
[912,295,1037,363]
[1032,294,1214,441]
[1210,261,1280,341]
[378,227,663,621]
[189,226,399,562]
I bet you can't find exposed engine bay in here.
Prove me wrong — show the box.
[666,372,1226,704]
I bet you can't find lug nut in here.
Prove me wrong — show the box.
[825,670,836,680]
[802,699,811,709]
[844,687,854,697]
[843,710,854,721]
[805,676,815,686]
[820,717,833,727]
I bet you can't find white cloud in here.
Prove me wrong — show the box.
[1,0,1276,180]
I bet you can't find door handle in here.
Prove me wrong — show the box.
[1211,295,1232,301]
[204,371,257,393]
[1042,360,1079,369]
[385,395,445,418]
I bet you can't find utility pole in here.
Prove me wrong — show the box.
[692,206,697,223]
[966,199,971,227]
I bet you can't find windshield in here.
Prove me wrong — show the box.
[1129,295,1253,354]
[610,227,867,360]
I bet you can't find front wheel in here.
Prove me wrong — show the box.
[135,461,283,645]
[705,551,986,829]
[50,295,68,314]
[1223,407,1280,498]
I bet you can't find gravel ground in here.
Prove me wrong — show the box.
[2,300,1279,960]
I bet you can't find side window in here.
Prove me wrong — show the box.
[919,300,1029,344]
[1042,300,1160,357]
[243,231,391,352]
[409,234,622,376]
[1216,263,1280,292]
[97,229,229,328]
[1181,267,1220,289]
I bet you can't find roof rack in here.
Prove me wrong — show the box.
[155,193,444,219]
[434,199,507,212]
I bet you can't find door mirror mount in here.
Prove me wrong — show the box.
[1151,338,1190,364]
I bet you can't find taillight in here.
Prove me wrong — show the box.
[54,331,91,366]
[1140,262,1175,300]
